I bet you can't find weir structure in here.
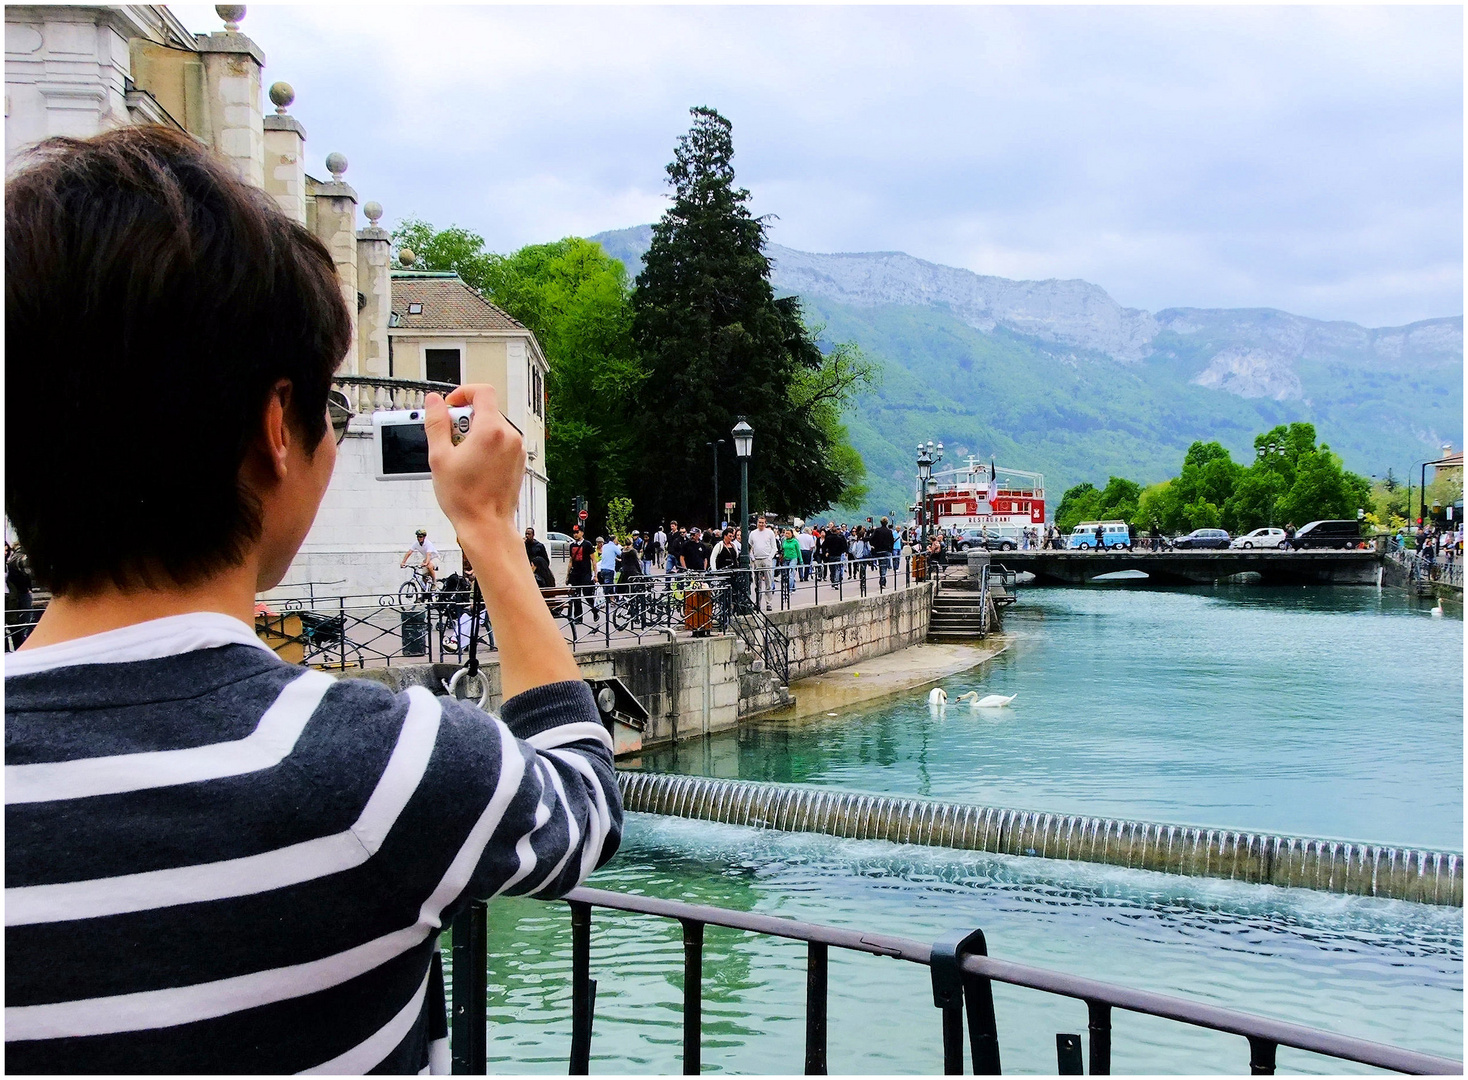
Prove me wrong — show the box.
[995,549,1381,586]
[617,772,1462,907]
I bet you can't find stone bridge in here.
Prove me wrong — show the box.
[990,549,1381,586]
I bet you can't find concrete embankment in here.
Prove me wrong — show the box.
[618,772,1462,907]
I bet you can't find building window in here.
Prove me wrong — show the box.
[425,347,461,384]
[532,366,544,418]
[407,302,423,315]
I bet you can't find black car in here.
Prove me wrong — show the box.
[1173,528,1231,550]
[1287,520,1361,550]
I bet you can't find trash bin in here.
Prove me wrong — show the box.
[684,588,713,635]
[400,608,427,657]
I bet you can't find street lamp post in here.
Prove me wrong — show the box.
[733,418,753,608]
[706,439,725,528]
[916,444,933,548]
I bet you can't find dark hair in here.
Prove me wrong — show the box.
[6,126,351,594]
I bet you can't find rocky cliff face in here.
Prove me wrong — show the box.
[767,246,1161,363]
[590,224,1463,400]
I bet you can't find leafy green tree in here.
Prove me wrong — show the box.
[789,337,876,511]
[392,219,495,288]
[1054,482,1101,532]
[628,106,853,524]
[1136,481,1176,534]
[605,496,634,541]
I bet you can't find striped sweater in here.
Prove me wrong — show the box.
[5,612,622,1073]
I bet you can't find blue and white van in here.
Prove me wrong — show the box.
[1068,521,1132,550]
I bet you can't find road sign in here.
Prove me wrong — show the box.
[579,509,588,521]
[724,501,735,513]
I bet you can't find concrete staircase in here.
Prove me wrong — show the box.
[926,588,991,641]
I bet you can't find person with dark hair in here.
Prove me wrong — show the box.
[5,542,36,650]
[4,126,621,1075]
[565,524,598,625]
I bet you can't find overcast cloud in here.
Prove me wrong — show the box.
[174,4,1463,327]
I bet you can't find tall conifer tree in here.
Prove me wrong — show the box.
[630,106,847,524]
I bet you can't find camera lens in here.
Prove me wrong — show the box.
[410,411,420,420]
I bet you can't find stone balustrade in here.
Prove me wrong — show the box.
[331,374,457,419]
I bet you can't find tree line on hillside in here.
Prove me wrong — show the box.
[393,107,872,537]
[1053,423,1388,536]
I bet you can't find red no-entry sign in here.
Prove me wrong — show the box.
[579,510,588,521]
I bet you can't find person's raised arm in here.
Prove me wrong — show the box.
[425,385,581,699]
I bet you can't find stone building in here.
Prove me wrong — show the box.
[4,4,552,593]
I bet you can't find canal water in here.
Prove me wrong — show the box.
[473,586,1463,1072]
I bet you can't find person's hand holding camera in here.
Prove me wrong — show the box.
[424,384,579,697]
[424,384,524,533]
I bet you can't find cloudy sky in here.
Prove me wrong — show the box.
[177,4,1463,327]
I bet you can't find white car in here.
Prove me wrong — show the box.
[1231,527,1287,549]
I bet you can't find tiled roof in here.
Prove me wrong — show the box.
[389,273,528,333]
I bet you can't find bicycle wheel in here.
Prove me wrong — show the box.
[398,579,421,607]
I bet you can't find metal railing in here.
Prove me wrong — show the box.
[444,889,1461,1076]
[1387,548,1463,589]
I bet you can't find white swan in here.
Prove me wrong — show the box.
[928,687,948,706]
[1431,600,1444,617]
[973,694,1016,708]
[955,691,981,704]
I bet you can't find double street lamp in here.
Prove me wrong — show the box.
[916,440,943,547]
[733,418,754,606]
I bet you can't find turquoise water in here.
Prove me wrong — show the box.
[472,587,1463,1072]
[647,586,1464,849]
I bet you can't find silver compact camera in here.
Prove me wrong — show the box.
[372,406,473,481]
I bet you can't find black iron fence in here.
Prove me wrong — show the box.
[5,558,936,680]
[1387,547,1463,589]
[445,889,1460,1076]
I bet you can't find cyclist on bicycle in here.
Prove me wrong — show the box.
[400,528,439,589]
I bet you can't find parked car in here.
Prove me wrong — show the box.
[1287,520,1362,550]
[953,526,1019,552]
[546,531,572,560]
[1231,528,1287,549]
[1173,528,1231,550]
[1067,522,1132,550]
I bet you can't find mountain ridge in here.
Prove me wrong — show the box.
[590,224,1462,516]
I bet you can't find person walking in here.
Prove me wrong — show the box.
[597,534,621,595]
[5,543,36,651]
[822,522,848,585]
[682,528,710,573]
[650,526,666,574]
[524,527,549,567]
[869,517,895,590]
[566,525,598,625]
[749,515,779,611]
[664,521,681,575]
[709,528,739,572]
[849,526,870,596]
[780,527,801,602]
[797,525,816,581]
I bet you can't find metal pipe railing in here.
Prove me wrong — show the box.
[443,888,1462,1076]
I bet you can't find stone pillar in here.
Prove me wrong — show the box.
[193,6,264,188]
[261,81,305,224]
[307,152,359,372]
[357,201,392,377]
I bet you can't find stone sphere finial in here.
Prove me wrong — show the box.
[325,151,347,180]
[216,5,246,31]
[398,248,416,267]
[364,201,383,225]
[268,81,294,114]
